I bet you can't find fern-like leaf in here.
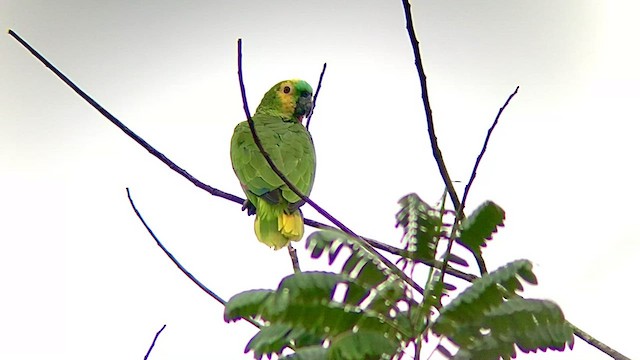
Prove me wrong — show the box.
[433,260,573,359]
[452,299,574,360]
[458,200,505,255]
[244,323,297,359]
[278,271,347,302]
[483,298,574,353]
[329,330,399,360]
[395,193,442,262]
[224,289,273,322]
[306,230,406,308]
[432,260,536,346]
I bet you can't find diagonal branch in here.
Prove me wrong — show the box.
[6,29,245,207]
[460,86,519,210]
[306,62,327,130]
[126,188,227,306]
[438,87,519,300]
[144,324,166,360]
[444,86,519,278]
[571,322,630,360]
[126,188,261,328]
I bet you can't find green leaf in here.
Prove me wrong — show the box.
[224,289,273,322]
[458,201,505,254]
[483,298,574,353]
[452,299,574,359]
[278,271,347,303]
[395,193,442,262]
[245,323,295,358]
[329,330,399,360]
[433,260,573,359]
[432,260,534,345]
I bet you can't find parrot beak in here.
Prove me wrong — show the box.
[294,91,313,122]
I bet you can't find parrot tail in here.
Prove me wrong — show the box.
[254,198,304,250]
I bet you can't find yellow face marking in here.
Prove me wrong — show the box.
[275,80,296,117]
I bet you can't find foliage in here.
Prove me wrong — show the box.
[458,200,505,256]
[433,260,573,358]
[225,199,574,359]
[395,192,443,263]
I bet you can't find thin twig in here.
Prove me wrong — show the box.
[571,322,630,360]
[237,39,425,295]
[287,244,301,273]
[446,87,519,277]
[306,62,327,130]
[126,188,262,329]
[126,189,227,306]
[144,324,166,360]
[460,86,519,210]
[442,87,519,282]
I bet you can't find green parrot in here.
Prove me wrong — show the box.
[230,79,316,250]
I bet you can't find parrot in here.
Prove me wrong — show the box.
[230,79,316,250]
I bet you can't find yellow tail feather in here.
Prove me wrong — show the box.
[253,200,304,250]
[278,212,304,239]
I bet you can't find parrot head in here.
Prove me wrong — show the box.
[255,79,313,123]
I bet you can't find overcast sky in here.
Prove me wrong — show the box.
[1,1,639,359]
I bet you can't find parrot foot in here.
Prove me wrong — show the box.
[242,200,256,216]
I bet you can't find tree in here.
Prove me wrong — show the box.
[7,0,630,359]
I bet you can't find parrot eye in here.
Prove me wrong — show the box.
[283,86,291,94]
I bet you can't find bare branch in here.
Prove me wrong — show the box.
[287,244,301,273]
[445,86,519,277]
[144,324,166,360]
[460,86,519,210]
[400,1,461,212]
[306,62,327,130]
[126,188,261,329]
[571,322,631,360]
[126,189,226,305]
[6,29,245,207]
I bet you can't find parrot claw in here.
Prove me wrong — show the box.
[242,200,256,216]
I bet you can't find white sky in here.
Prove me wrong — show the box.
[1,1,639,359]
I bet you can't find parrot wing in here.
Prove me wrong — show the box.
[230,114,315,209]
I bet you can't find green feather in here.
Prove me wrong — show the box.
[230,79,316,249]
